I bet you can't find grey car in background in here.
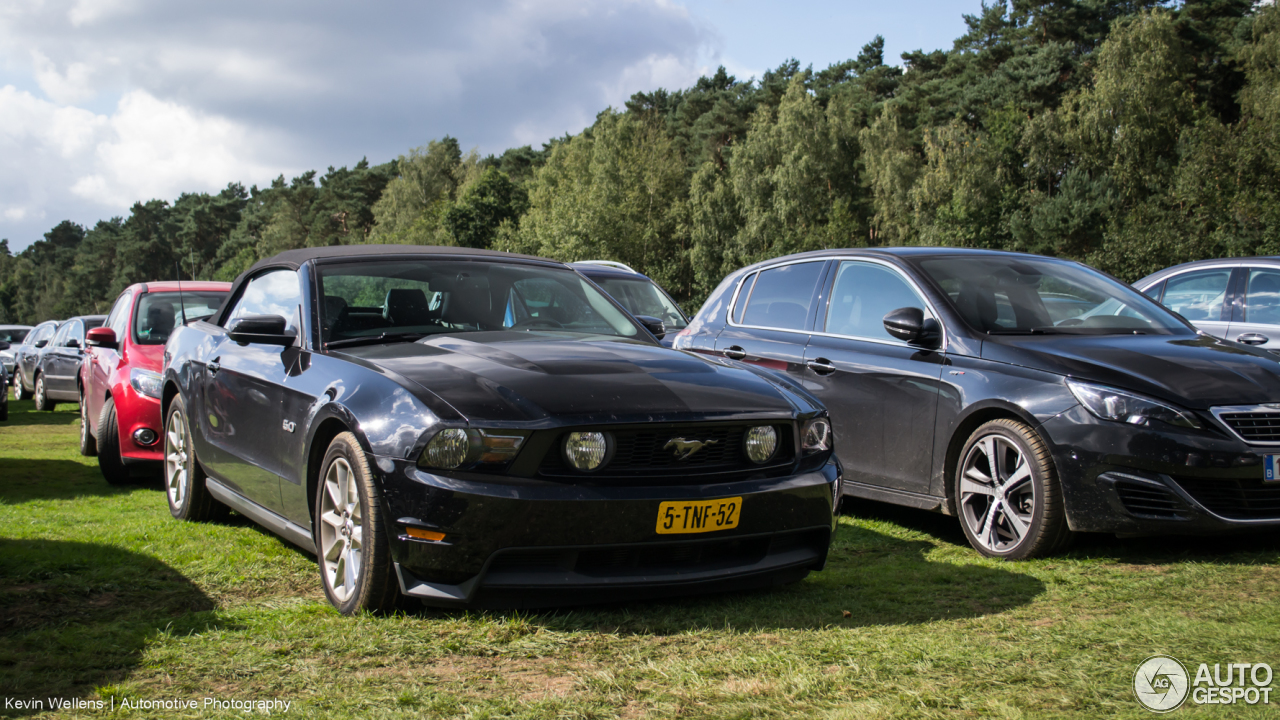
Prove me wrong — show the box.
[1136,257,1280,352]
[570,261,690,347]
[0,325,31,382]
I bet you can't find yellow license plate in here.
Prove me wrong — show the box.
[655,497,742,535]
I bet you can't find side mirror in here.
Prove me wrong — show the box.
[66,338,81,349]
[35,339,48,348]
[227,314,297,346]
[86,327,118,349]
[883,307,940,347]
[635,315,666,340]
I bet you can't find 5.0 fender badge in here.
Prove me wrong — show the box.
[282,420,296,433]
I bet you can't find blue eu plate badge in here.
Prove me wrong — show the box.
[1266,455,1280,482]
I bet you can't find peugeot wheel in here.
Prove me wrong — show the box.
[79,393,98,457]
[315,432,401,615]
[34,374,55,411]
[956,419,1072,560]
[97,398,131,485]
[165,395,228,522]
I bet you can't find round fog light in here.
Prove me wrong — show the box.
[564,431,608,471]
[745,425,778,464]
[133,428,158,446]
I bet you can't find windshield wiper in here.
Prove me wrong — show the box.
[987,327,1064,335]
[325,332,427,350]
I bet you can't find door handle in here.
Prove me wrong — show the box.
[1237,333,1269,346]
[207,358,222,374]
[806,358,837,375]
[723,346,747,360]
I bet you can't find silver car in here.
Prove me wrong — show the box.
[0,325,32,381]
[1135,258,1280,352]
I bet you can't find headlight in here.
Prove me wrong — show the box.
[1067,380,1201,429]
[419,428,526,470]
[802,417,832,454]
[129,368,163,399]
[745,425,778,463]
[564,431,609,471]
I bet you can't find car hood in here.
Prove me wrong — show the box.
[127,342,166,371]
[339,331,806,423]
[981,333,1280,408]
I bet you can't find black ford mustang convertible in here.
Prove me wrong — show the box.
[161,246,839,613]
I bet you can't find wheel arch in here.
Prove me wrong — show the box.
[304,408,374,525]
[941,400,1047,515]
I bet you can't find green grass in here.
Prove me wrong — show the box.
[2,388,1278,718]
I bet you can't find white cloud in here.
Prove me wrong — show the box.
[0,0,714,249]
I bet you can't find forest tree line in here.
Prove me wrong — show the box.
[1,0,1278,324]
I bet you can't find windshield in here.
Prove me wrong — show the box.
[0,328,29,343]
[316,259,642,344]
[915,256,1192,335]
[133,291,228,345]
[589,276,688,329]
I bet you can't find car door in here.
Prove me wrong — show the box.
[713,260,830,378]
[46,319,84,398]
[1156,267,1236,340]
[198,268,304,514]
[802,259,946,495]
[1226,266,1280,352]
[18,322,54,388]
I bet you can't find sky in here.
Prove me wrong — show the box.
[0,0,978,252]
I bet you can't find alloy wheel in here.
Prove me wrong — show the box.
[959,433,1037,554]
[165,409,189,509]
[319,458,363,604]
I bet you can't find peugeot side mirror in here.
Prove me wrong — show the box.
[35,339,48,348]
[66,338,81,350]
[227,314,297,346]
[635,315,666,340]
[883,307,940,347]
[86,327,118,349]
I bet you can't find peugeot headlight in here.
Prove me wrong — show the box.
[1067,380,1201,429]
[129,368,163,399]
[420,428,526,470]
[745,426,778,464]
[564,431,609,471]
[802,417,832,454]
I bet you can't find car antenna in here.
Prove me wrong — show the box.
[175,260,188,326]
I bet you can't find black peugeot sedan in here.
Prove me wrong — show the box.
[161,245,839,613]
[676,248,1280,559]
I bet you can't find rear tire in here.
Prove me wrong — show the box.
[314,432,402,615]
[97,398,131,485]
[13,376,27,401]
[165,395,228,522]
[955,419,1073,560]
[79,393,98,457]
[34,374,55,412]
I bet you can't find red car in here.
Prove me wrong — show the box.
[80,281,230,483]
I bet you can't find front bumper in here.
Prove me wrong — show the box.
[373,456,840,607]
[1042,405,1280,535]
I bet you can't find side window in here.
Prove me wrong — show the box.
[106,293,132,338]
[739,262,825,331]
[824,262,931,341]
[27,324,50,347]
[731,273,758,324]
[63,320,84,346]
[1162,269,1231,322]
[1141,281,1165,302]
[224,269,303,333]
[49,323,71,348]
[1244,269,1280,325]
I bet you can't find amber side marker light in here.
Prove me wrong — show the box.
[405,528,446,542]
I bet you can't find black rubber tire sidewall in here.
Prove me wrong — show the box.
[165,395,228,522]
[97,398,131,485]
[955,419,1071,560]
[79,394,98,457]
[314,432,401,615]
[34,375,54,412]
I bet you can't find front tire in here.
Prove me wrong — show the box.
[34,374,55,411]
[955,419,1073,560]
[165,395,228,522]
[79,393,98,457]
[13,375,27,401]
[97,398,131,485]
[315,432,401,615]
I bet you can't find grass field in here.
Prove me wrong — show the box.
[1,388,1278,719]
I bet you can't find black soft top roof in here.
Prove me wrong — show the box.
[244,245,555,276]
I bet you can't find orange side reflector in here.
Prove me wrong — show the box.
[405,527,446,542]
